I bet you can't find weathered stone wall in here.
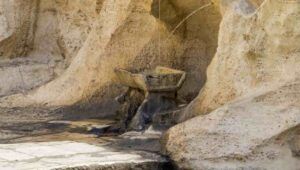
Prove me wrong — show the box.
[55,0,100,63]
[0,0,184,109]
[164,0,300,169]
[0,0,38,59]
[170,0,222,100]
[181,0,300,119]
[1,0,300,169]
[30,0,100,62]
[0,0,103,97]
[0,0,222,108]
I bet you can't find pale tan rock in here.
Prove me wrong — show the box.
[0,0,222,107]
[0,0,101,98]
[55,0,100,62]
[164,0,300,169]
[170,0,222,100]
[164,80,300,169]
[0,0,184,107]
[0,0,299,169]
[0,0,38,59]
[181,0,300,120]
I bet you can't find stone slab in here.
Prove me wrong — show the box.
[0,148,35,161]
[0,141,167,170]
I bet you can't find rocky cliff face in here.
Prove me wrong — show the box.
[0,0,101,97]
[164,0,300,169]
[0,0,221,111]
[0,0,38,59]
[0,0,299,169]
[182,0,300,119]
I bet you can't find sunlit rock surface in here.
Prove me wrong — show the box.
[0,0,299,169]
[0,141,169,170]
[0,0,221,109]
[183,0,300,119]
[164,0,300,169]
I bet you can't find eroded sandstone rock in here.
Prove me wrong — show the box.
[0,0,184,108]
[0,0,222,109]
[181,0,300,120]
[164,0,300,169]
[163,80,300,169]
[0,0,38,59]
[0,0,103,97]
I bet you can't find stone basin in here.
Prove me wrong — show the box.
[114,67,186,131]
[114,66,186,92]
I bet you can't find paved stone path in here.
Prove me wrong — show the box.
[0,141,167,170]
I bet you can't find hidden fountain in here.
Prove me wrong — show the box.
[114,66,186,131]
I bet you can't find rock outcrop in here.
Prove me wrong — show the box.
[0,0,100,97]
[0,0,222,111]
[1,0,299,168]
[171,0,221,100]
[0,0,183,108]
[164,0,300,169]
[180,0,300,120]
[164,81,300,169]
[0,0,38,59]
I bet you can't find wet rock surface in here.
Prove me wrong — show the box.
[0,0,300,169]
[114,67,186,131]
[0,107,173,169]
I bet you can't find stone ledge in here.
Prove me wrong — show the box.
[0,141,169,170]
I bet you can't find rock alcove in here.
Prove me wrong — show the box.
[1,0,300,170]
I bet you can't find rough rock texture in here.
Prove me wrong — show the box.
[0,0,184,109]
[55,0,100,63]
[171,0,221,100]
[0,0,101,98]
[0,60,56,97]
[1,0,300,168]
[164,81,300,169]
[0,0,222,109]
[182,0,300,119]
[0,0,38,59]
[29,0,100,62]
[164,0,300,169]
